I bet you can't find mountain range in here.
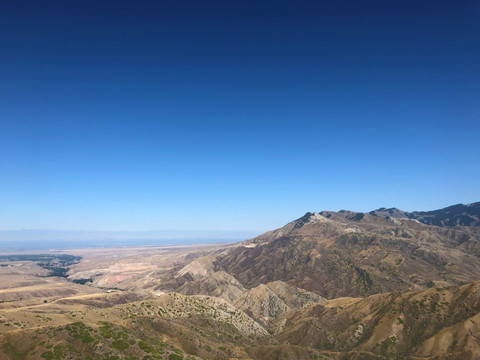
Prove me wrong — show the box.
[1,202,480,359]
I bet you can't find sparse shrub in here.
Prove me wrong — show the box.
[168,354,183,360]
[110,339,129,351]
[139,340,152,353]
[380,336,397,355]
[40,351,53,360]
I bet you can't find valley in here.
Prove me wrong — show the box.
[1,202,480,359]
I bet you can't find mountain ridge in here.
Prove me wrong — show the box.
[355,201,480,227]
[211,202,480,299]
[2,201,480,359]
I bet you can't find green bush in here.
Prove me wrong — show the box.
[168,354,183,360]
[41,351,53,360]
[111,339,129,351]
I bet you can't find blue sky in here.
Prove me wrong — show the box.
[1,1,479,233]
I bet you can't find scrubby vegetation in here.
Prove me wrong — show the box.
[1,204,480,359]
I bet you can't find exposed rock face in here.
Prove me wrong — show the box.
[177,270,246,303]
[234,281,325,321]
[235,284,289,320]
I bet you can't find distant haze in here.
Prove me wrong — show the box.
[0,229,258,252]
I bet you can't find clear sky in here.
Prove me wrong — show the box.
[1,0,479,233]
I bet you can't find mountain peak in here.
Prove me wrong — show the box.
[293,212,334,228]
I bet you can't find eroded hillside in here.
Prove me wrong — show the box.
[1,202,480,359]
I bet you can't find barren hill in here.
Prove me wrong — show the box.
[211,206,480,298]
[1,202,480,359]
